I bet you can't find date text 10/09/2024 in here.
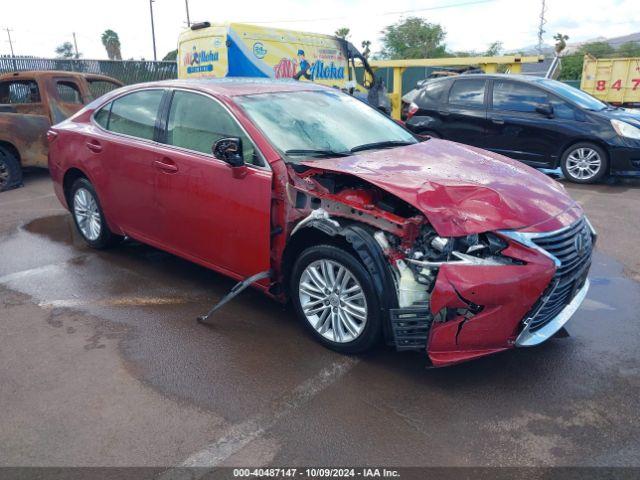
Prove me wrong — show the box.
[233,468,401,478]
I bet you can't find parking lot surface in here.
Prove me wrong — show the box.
[1,170,640,468]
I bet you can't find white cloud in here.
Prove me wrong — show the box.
[0,0,636,60]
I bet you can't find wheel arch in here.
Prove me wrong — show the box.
[282,222,398,345]
[0,141,21,165]
[62,167,90,207]
[558,138,611,172]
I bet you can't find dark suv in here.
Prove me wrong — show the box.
[404,74,640,183]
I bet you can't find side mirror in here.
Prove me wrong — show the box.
[536,104,554,118]
[213,137,244,167]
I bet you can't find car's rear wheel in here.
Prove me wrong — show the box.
[0,147,22,192]
[290,245,382,354]
[560,142,608,184]
[70,178,122,249]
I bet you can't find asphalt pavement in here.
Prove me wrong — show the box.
[1,169,639,468]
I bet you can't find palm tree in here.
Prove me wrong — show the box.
[101,30,122,60]
[334,27,351,40]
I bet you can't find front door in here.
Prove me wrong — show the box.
[153,89,272,278]
[485,79,569,167]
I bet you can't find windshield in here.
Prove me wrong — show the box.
[235,89,417,160]
[536,79,608,111]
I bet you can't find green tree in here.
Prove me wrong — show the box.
[334,27,351,40]
[379,17,446,59]
[485,41,503,57]
[101,29,122,60]
[559,41,617,80]
[617,41,640,58]
[55,42,75,59]
[163,50,178,61]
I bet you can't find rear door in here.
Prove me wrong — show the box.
[0,78,51,167]
[437,78,489,147]
[485,79,569,166]
[89,89,166,242]
[153,89,272,277]
[50,77,88,124]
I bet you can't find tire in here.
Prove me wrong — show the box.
[560,142,608,184]
[290,244,383,354]
[69,178,122,249]
[0,146,23,192]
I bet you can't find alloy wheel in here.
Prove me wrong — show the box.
[73,188,102,241]
[565,147,602,181]
[299,259,368,343]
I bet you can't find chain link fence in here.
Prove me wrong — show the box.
[0,57,177,85]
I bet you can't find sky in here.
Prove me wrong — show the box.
[0,0,637,60]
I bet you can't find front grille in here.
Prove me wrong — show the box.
[526,217,593,332]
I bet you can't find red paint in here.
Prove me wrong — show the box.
[302,140,577,237]
[48,80,587,366]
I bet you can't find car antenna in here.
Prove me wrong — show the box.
[197,269,272,324]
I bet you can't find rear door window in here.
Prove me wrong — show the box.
[492,81,549,113]
[0,80,41,104]
[97,90,164,141]
[56,81,84,104]
[448,79,486,108]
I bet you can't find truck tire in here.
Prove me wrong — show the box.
[290,244,383,354]
[0,147,22,192]
[69,178,122,249]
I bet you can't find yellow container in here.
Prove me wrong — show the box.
[580,55,640,105]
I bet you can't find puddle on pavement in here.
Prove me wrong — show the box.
[23,213,85,247]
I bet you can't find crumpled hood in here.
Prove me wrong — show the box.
[301,139,580,237]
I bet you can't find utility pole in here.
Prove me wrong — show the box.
[149,0,157,61]
[537,0,547,54]
[72,32,79,59]
[185,0,191,27]
[5,28,15,57]
[5,28,16,70]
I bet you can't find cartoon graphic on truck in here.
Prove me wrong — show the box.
[177,22,390,113]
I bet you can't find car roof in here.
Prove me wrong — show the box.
[126,78,330,97]
[431,73,550,84]
[0,70,123,84]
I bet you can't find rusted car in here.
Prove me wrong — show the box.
[0,71,123,191]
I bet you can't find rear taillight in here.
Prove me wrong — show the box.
[46,130,59,143]
[406,102,419,120]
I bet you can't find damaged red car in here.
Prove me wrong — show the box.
[47,79,596,366]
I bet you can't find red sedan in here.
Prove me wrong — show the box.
[47,79,595,366]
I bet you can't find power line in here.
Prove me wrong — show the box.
[244,0,500,24]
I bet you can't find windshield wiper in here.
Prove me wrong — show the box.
[285,149,351,158]
[350,140,415,153]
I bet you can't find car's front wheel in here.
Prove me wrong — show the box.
[70,178,122,249]
[560,142,608,184]
[290,245,382,354]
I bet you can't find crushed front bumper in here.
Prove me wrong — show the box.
[421,215,594,367]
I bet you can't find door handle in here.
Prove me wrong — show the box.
[153,159,179,173]
[438,110,450,116]
[86,140,103,153]
[491,119,505,125]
